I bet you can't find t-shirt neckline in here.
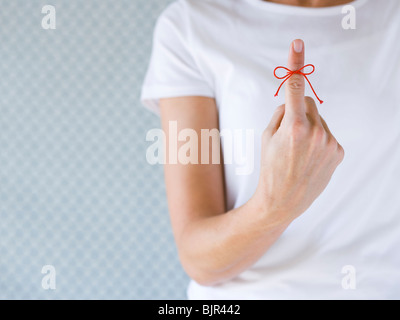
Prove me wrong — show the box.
[243,0,369,16]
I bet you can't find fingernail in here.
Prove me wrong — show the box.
[293,39,303,53]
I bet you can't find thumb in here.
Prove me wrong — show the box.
[284,39,306,120]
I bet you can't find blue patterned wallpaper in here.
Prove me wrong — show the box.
[0,0,189,299]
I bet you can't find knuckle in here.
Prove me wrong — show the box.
[312,126,325,142]
[326,138,344,163]
[264,105,285,136]
[337,144,345,161]
[287,119,308,139]
[287,75,305,92]
[327,137,338,151]
[262,127,271,139]
[275,104,285,113]
[304,96,316,106]
[262,126,274,140]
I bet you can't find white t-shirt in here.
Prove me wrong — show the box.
[141,0,400,299]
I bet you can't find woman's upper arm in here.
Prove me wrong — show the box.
[159,96,226,244]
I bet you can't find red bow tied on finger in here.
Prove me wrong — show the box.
[273,64,324,104]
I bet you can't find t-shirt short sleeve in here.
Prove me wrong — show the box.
[140,2,214,115]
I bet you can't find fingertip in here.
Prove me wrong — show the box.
[288,39,305,70]
[292,39,303,53]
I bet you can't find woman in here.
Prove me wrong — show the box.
[141,0,400,299]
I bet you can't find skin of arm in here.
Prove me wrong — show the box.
[160,40,344,286]
[160,96,291,286]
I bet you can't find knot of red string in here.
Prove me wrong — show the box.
[273,64,323,104]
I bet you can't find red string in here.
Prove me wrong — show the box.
[273,64,324,104]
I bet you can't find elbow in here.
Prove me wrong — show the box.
[187,270,221,287]
[175,227,236,287]
[180,258,230,287]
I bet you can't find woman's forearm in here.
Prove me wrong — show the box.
[177,195,291,286]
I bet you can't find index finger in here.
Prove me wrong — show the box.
[284,39,306,120]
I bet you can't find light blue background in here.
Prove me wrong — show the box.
[0,0,189,299]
